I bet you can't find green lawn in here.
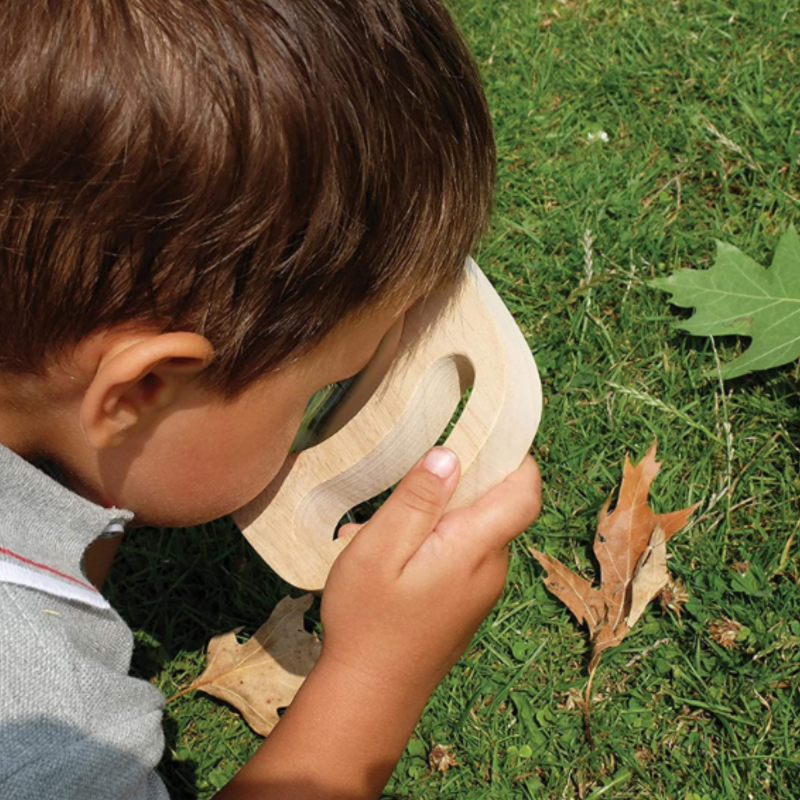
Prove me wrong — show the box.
[108,1,800,797]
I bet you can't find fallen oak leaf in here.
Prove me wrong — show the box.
[527,549,605,637]
[627,525,669,631]
[168,594,321,736]
[591,442,700,668]
[529,442,699,744]
[530,442,698,670]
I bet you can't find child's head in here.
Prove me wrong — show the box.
[0,0,495,526]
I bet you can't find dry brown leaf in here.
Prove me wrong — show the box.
[660,576,689,618]
[530,442,699,672]
[429,744,457,773]
[178,594,321,736]
[627,525,669,630]
[527,550,605,636]
[709,616,743,649]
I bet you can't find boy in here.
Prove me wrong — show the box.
[0,1,542,798]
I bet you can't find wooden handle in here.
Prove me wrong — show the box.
[233,258,542,591]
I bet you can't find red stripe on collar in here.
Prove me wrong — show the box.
[0,545,98,593]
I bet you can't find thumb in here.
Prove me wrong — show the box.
[360,446,460,569]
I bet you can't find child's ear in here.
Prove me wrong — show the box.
[80,332,214,449]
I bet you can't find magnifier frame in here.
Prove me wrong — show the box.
[234,257,542,591]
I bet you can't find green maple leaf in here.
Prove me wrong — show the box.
[651,225,800,378]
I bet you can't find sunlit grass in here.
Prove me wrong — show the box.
[108,2,800,797]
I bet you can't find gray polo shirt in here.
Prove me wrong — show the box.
[0,443,169,799]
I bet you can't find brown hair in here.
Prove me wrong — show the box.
[0,0,495,398]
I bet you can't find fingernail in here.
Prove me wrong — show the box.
[422,447,458,478]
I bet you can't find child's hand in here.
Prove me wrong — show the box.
[219,449,541,799]
[319,447,542,696]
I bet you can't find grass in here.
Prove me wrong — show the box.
[107,1,800,797]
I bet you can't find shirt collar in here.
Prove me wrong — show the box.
[0,443,134,586]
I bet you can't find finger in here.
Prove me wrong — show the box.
[439,454,542,552]
[336,522,364,544]
[358,446,461,568]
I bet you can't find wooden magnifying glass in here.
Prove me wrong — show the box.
[233,257,542,591]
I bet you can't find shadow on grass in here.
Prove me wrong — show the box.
[105,515,301,797]
[106,515,303,674]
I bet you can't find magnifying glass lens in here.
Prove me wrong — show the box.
[290,376,360,453]
[289,313,406,454]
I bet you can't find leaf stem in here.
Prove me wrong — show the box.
[166,684,200,705]
[710,336,734,562]
[583,662,597,750]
